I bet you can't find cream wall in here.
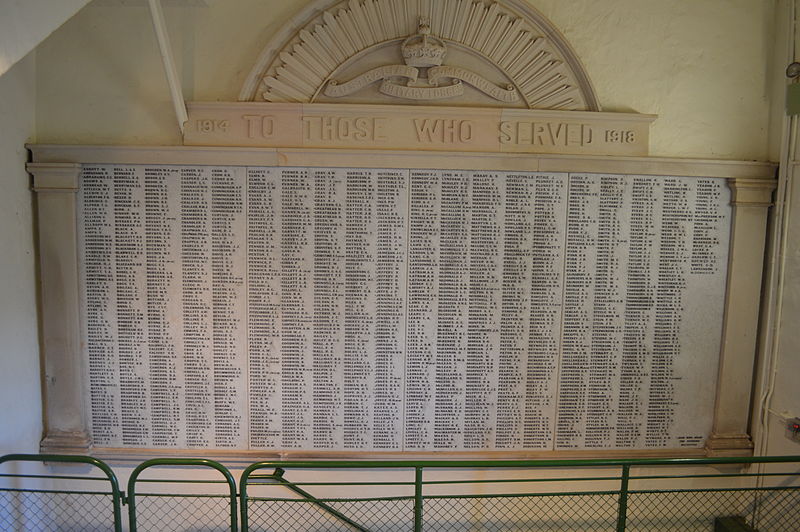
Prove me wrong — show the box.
[0,53,43,454]
[25,0,787,457]
[4,0,796,459]
[0,0,93,77]
[539,0,774,160]
[0,1,793,527]
[754,0,800,460]
[35,0,774,161]
[765,171,800,457]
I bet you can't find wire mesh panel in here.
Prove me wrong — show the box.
[624,463,800,532]
[247,498,358,531]
[627,489,758,532]
[0,454,123,532]
[423,493,618,531]
[240,463,627,532]
[3,454,799,531]
[127,459,238,532]
[241,466,416,532]
[749,487,800,532]
[239,458,800,532]
[134,494,235,532]
[326,498,414,531]
[246,497,413,532]
[0,489,118,532]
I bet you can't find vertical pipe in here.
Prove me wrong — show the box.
[756,0,798,477]
[147,0,189,135]
[414,467,423,532]
[616,465,630,532]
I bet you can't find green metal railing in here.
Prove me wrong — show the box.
[0,453,123,532]
[240,456,800,532]
[128,458,238,532]
[1,453,798,531]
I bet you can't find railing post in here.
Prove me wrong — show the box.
[616,464,630,532]
[414,466,423,532]
[240,465,251,532]
[0,454,123,532]
[127,458,238,532]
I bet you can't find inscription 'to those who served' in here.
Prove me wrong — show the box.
[234,114,635,147]
[298,115,634,147]
[184,104,653,156]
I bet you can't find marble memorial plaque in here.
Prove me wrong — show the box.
[78,164,730,451]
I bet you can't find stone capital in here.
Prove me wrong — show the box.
[28,162,81,192]
[706,433,754,457]
[40,430,94,455]
[727,177,777,207]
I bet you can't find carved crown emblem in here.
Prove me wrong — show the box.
[401,17,446,67]
[323,14,518,103]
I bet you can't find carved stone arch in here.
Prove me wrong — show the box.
[239,0,600,111]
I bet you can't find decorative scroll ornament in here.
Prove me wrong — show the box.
[240,0,601,110]
[323,17,518,102]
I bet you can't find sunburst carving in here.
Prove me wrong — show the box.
[240,0,599,111]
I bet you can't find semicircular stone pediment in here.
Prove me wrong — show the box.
[240,0,600,111]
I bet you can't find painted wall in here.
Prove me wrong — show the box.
[0,53,43,454]
[0,0,93,77]
[753,0,800,460]
[764,171,800,457]
[0,0,794,528]
[26,1,781,458]
[34,0,774,161]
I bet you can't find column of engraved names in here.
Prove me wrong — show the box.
[344,170,377,449]
[495,173,567,449]
[144,166,182,447]
[180,167,214,447]
[210,168,247,448]
[248,168,282,448]
[114,166,151,446]
[618,177,659,448]
[373,169,408,451]
[584,175,627,448]
[496,172,532,449]
[465,172,503,449]
[405,170,439,450]
[691,180,725,275]
[312,168,345,449]
[434,170,469,449]
[556,174,598,449]
[81,166,121,446]
[280,168,314,448]
[648,178,690,447]
[523,174,565,449]
[674,178,729,447]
